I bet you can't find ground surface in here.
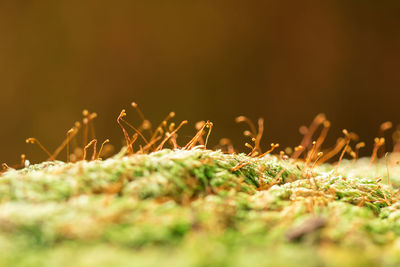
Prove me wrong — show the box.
[1,148,400,267]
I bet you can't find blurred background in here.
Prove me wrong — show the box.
[1,1,400,164]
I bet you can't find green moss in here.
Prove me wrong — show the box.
[0,148,400,266]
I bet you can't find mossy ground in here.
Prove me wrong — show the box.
[1,149,400,266]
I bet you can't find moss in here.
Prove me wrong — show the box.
[0,148,399,266]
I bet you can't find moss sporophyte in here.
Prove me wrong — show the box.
[1,104,400,266]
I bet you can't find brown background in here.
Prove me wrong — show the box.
[1,1,400,164]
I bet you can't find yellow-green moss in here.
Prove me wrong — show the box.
[0,149,400,266]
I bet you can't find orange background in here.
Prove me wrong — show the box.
[1,1,400,164]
